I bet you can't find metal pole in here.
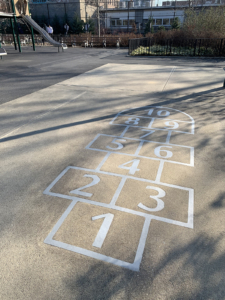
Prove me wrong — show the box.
[127,1,129,33]
[27,1,36,51]
[10,0,22,52]
[30,25,36,51]
[10,18,17,50]
[97,0,100,37]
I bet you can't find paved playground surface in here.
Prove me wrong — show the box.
[0,47,225,299]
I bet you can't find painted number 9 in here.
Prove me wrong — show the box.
[164,121,179,129]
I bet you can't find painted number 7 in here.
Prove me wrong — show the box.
[138,186,165,212]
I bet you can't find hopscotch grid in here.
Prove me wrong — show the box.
[86,133,194,150]
[45,166,193,191]
[43,166,194,228]
[44,201,152,272]
[119,114,194,124]
[85,148,194,167]
[43,105,195,270]
[119,105,195,122]
[85,133,194,166]
[107,123,194,134]
[45,190,192,228]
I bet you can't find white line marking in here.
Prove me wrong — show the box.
[44,200,77,242]
[89,134,193,150]
[187,189,194,229]
[121,114,193,124]
[87,148,193,167]
[0,92,86,140]
[161,67,176,92]
[115,105,194,123]
[135,141,144,156]
[155,161,164,183]
[86,134,194,166]
[110,123,193,134]
[166,131,172,143]
[95,152,111,171]
[45,209,151,272]
[132,217,151,271]
[120,126,130,137]
[43,166,194,228]
[147,118,155,129]
[110,177,127,206]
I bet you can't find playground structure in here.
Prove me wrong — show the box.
[0,0,67,53]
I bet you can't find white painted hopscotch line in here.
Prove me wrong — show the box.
[43,105,195,271]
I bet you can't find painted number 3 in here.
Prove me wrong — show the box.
[138,186,165,212]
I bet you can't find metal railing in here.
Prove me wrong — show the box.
[129,37,225,57]
[0,0,13,13]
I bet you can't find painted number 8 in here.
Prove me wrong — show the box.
[125,117,140,125]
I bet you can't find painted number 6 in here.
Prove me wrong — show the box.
[154,146,173,158]
[138,186,165,212]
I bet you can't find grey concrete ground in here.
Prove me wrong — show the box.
[0,46,225,300]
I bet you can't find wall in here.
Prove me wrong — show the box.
[30,0,97,27]
[105,8,184,30]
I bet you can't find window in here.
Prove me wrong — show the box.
[156,19,162,25]
[170,18,174,25]
[129,19,135,25]
[117,20,122,26]
[163,19,169,25]
[123,20,128,26]
[111,20,116,26]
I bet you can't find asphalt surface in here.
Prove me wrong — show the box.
[0,45,225,300]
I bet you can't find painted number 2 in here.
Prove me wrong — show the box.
[70,174,100,197]
[138,186,165,212]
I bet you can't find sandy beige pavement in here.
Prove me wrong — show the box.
[0,63,225,300]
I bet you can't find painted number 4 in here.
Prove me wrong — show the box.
[118,159,140,175]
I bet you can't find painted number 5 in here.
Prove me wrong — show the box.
[138,186,165,212]
[106,138,126,150]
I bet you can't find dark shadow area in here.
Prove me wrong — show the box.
[62,233,225,300]
[1,85,224,144]
[211,192,225,208]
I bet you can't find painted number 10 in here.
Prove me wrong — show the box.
[145,108,170,117]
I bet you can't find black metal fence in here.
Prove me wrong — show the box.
[129,37,225,57]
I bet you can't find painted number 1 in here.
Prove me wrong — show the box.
[92,213,114,248]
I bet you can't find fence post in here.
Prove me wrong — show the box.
[219,38,223,56]
[198,39,202,56]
